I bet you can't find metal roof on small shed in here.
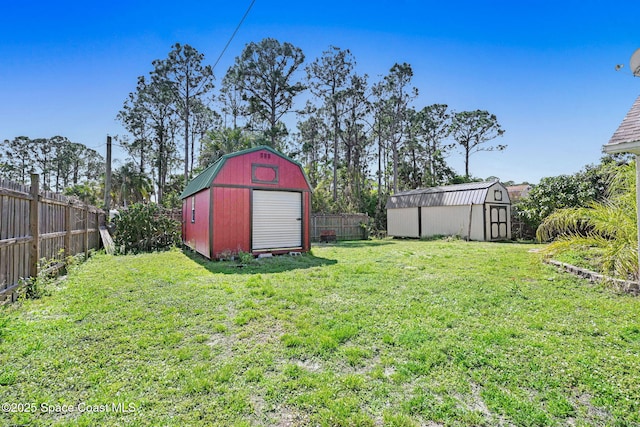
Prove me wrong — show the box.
[179,145,309,199]
[386,181,503,209]
[179,157,225,200]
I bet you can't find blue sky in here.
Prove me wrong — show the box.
[2,0,639,184]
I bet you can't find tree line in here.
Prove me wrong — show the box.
[0,136,104,197]
[0,136,158,208]
[2,39,507,228]
[115,39,506,225]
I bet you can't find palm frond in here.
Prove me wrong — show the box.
[536,206,591,242]
[537,163,638,280]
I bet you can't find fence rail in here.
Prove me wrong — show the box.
[0,174,104,303]
[311,213,370,242]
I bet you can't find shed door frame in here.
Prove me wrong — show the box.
[488,204,508,240]
[251,189,303,251]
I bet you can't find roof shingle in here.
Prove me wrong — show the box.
[606,95,640,148]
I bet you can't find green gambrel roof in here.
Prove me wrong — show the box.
[179,145,309,199]
[179,157,225,199]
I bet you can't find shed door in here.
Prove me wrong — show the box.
[489,205,508,240]
[252,190,302,250]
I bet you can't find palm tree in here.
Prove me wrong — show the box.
[537,162,637,279]
[198,128,253,168]
[111,162,153,207]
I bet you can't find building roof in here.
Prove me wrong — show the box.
[506,184,532,201]
[386,181,506,209]
[179,145,308,199]
[604,95,640,155]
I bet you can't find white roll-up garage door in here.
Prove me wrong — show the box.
[252,190,302,250]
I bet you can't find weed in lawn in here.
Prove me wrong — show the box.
[383,412,419,427]
[237,250,255,265]
[233,309,262,326]
[341,346,372,368]
[0,370,16,386]
[244,367,264,383]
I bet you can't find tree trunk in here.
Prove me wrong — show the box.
[377,127,382,206]
[190,129,195,175]
[412,149,417,188]
[332,106,339,202]
[392,142,398,194]
[55,165,61,192]
[465,146,470,178]
[158,135,164,205]
[184,82,190,184]
[140,144,145,175]
[270,93,277,147]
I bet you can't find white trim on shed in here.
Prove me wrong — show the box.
[386,181,511,241]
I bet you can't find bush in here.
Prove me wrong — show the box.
[514,156,622,233]
[113,203,181,254]
[515,174,597,232]
[18,253,81,300]
[537,162,637,279]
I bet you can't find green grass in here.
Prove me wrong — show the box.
[1,240,640,426]
[553,246,607,273]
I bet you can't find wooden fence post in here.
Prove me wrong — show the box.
[64,202,71,258]
[95,210,101,250]
[29,174,40,279]
[84,204,89,259]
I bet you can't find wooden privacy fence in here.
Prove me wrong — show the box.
[0,174,104,303]
[311,213,370,242]
[157,207,182,223]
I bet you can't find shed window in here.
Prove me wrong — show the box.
[252,164,279,184]
[191,196,196,223]
[494,190,502,201]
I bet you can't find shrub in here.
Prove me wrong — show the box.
[237,251,255,264]
[113,203,181,254]
[515,156,624,232]
[18,253,75,300]
[537,162,637,279]
[515,174,598,232]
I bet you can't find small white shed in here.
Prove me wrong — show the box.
[386,181,511,241]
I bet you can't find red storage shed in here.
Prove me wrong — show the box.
[180,146,313,259]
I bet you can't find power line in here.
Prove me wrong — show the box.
[212,0,256,71]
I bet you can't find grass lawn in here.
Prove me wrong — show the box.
[1,239,640,426]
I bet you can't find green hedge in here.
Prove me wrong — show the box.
[113,203,181,254]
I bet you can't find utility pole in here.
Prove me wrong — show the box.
[104,135,112,215]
